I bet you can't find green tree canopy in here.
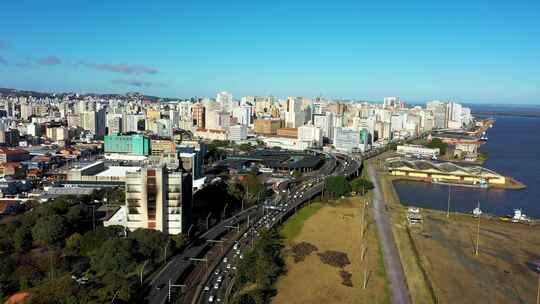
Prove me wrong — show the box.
[425,138,448,155]
[324,176,351,198]
[129,228,171,264]
[31,215,67,247]
[90,238,137,275]
[351,178,374,195]
[14,226,33,252]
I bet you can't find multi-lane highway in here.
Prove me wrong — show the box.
[146,206,260,304]
[197,153,360,303]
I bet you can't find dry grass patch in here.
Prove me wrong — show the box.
[274,196,389,304]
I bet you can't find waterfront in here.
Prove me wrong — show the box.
[393,113,540,218]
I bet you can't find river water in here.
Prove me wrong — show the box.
[393,112,540,218]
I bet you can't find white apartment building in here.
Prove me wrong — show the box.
[232,105,252,126]
[334,127,361,153]
[124,166,192,235]
[229,124,247,142]
[298,125,323,147]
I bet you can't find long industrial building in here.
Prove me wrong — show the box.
[386,158,506,185]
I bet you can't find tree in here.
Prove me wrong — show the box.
[93,272,133,303]
[65,204,88,230]
[324,176,351,198]
[0,254,17,299]
[65,233,83,256]
[31,215,67,247]
[129,228,170,263]
[425,138,448,155]
[90,238,137,275]
[350,178,374,195]
[79,226,124,256]
[243,174,266,205]
[14,226,33,252]
[291,170,302,179]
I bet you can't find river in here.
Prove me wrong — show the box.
[393,111,540,218]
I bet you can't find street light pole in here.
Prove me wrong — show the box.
[140,260,148,286]
[206,213,212,230]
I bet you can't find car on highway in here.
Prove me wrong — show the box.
[156,283,165,290]
[209,295,214,302]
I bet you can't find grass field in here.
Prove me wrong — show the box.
[280,202,324,243]
[273,196,389,304]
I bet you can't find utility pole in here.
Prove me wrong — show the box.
[140,260,148,286]
[187,224,194,239]
[207,239,225,255]
[446,184,451,219]
[475,201,481,256]
[360,201,366,260]
[190,257,209,278]
[222,203,229,220]
[167,279,186,303]
[363,250,369,289]
[163,239,171,266]
[206,212,212,230]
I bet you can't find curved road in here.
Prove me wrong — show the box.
[368,163,411,304]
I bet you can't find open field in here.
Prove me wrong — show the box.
[273,196,389,304]
[412,210,540,303]
[371,154,540,304]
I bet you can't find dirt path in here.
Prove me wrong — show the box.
[368,164,411,304]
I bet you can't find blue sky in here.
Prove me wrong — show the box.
[0,0,539,104]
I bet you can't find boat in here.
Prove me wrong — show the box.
[480,131,488,141]
[472,206,482,218]
[512,209,531,223]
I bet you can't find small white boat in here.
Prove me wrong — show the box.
[472,207,482,217]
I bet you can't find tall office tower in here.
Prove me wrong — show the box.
[232,105,252,126]
[312,112,335,142]
[169,109,181,129]
[106,114,123,135]
[123,114,145,133]
[192,103,206,129]
[426,100,448,129]
[5,100,14,118]
[81,108,106,139]
[216,91,233,110]
[285,96,304,128]
[446,101,463,129]
[383,97,401,109]
[77,100,87,113]
[20,102,32,121]
[125,166,192,235]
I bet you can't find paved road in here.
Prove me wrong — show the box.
[368,164,411,304]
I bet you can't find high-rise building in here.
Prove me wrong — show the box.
[285,97,304,128]
[333,127,361,153]
[232,105,252,126]
[81,108,106,139]
[125,166,192,235]
[216,91,233,110]
[298,125,323,147]
[427,100,447,129]
[229,124,248,142]
[106,114,123,135]
[192,103,206,129]
[312,112,335,142]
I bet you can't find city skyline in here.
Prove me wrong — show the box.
[0,0,539,104]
